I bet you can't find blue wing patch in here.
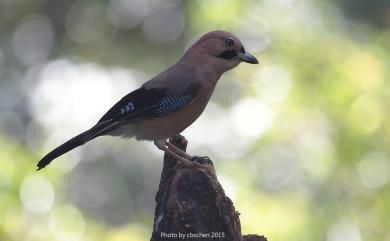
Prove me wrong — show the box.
[156,95,193,117]
[120,101,135,114]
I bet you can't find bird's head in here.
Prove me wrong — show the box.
[185,30,259,73]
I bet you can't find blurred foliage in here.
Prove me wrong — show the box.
[1,0,390,241]
[334,0,390,28]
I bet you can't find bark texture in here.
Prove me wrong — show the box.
[150,135,266,241]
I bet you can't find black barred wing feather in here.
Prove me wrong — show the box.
[98,87,196,124]
[156,95,193,116]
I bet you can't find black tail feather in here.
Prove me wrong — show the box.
[36,119,120,170]
[37,130,91,170]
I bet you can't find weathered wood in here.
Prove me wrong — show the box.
[150,135,266,241]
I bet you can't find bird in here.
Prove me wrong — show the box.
[36,30,258,170]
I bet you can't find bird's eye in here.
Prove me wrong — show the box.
[225,38,234,47]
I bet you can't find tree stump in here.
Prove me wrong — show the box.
[150,135,267,241]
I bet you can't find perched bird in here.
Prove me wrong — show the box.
[37,30,258,170]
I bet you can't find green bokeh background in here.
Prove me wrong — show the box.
[1,0,389,240]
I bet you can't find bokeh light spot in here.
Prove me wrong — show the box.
[107,0,151,29]
[20,174,55,214]
[327,221,362,241]
[255,65,293,103]
[357,152,390,189]
[49,205,85,241]
[349,95,384,135]
[12,15,54,65]
[142,3,185,44]
[230,98,273,139]
[346,52,383,91]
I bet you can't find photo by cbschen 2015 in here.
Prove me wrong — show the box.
[0,0,389,241]
[161,231,225,239]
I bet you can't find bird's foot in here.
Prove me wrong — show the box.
[165,141,192,160]
[154,139,194,166]
[154,139,211,167]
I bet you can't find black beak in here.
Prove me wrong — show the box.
[237,48,259,64]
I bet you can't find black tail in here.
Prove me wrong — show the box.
[37,129,93,171]
[37,120,120,170]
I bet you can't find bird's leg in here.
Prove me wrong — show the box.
[165,141,192,160]
[154,140,192,165]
